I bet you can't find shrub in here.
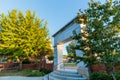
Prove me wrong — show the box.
[22,59,31,64]
[27,68,52,77]
[27,71,45,77]
[48,56,54,60]
[90,72,112,80]
[39,68,52,74]
[20,69,45,77]
[115,72,120,80]
[1,58,7,62]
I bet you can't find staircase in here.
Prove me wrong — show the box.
[46,70,87,80]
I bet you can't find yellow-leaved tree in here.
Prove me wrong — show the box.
[0,9,53,63]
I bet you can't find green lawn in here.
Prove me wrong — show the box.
[0,69,51,76]
[64,63,77,67]
[0,70,33,76]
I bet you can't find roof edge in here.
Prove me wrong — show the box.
[52,16,77,37]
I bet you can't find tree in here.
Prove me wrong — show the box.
[0,9,53,62]
[73,0,120,80]
[63,55,67,59]
[66,41,77,62]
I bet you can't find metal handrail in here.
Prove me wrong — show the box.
[48,62,65,80]
[53,62,65,70]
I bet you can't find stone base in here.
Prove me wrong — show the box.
[77,67,89,79]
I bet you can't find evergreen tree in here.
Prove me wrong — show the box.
[66,41,76,62]
[73,0,120,80]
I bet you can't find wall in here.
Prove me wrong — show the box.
[0,61,53,72]
[90,64,120,73]
[91,64,107,73]
[0,63,19,71]
[22,60,53,70]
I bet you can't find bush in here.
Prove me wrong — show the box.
[39,68,52,74]
[115,72,120,80]
[48,56,54,60]
[27,68,52,77]
[90,72,112,80]
[22,59,31,64]
[27,70,45,77]
[1,58,7,62]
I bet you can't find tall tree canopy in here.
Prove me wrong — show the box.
[73,0,120,80]
[0,10,53,61]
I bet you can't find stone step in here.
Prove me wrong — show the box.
[53,71,82,77]
[49,73,85,80]
[48,70,87,80]
[57,70,78,74]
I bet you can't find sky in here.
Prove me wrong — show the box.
[0,0,104,54]
[0,0,89,36]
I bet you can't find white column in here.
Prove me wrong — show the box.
[57,44,63,70]
[54,44,63,70]
[54,46,58,70]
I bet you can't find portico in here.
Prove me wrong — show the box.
[53,17,86,70]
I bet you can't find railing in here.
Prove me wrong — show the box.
[0,63,19,71]
[53,62,65,71]
[48,62,65,80]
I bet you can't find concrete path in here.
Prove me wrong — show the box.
[0,76,43,80]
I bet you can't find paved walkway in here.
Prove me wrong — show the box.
[0,76,43,80]
[64,66,77,69]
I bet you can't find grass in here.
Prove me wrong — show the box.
[64,63,77,67]
[0,70,31,76]
[0,63,76,76]
[0,69,50,77]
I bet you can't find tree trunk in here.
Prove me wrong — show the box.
[39,58,42,70]
[111,67,117,80]
[111,72,116,80]
[88,65,92,74]
[105,63,117,80]
[19,61,22,70]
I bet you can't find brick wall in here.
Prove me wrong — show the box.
[0,61,53,71]
[0,63,19,71]
[22,64,37,70]
[39,60,53,70]
[22,62,53,70]
[91,64,107,73]
[90,64,120,73]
